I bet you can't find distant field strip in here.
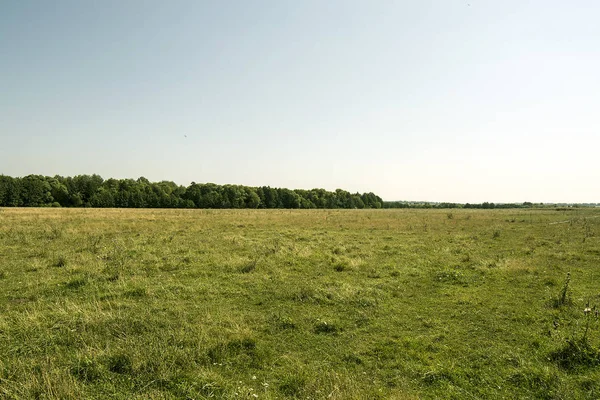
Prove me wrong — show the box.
[549,215,600,225]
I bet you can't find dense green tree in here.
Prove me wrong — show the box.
[0,174,387,210]
[261,186,280,208]
[351,194,365,209]
[0,176,22,206]
[90,187,116,208]
[245,188,261,208]
[279,188,301,208]
[20,175,53,206]
[48,177,69,206]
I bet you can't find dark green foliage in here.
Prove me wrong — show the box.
[333,260,349,272]
[333,264,346,272]
[124,287,148,298]
[278,375,306,397]
[342,353,363,365]
[0,175,23,206]
[106,353,133,374]
[313,320,341,334]
[65,277,87,290]
[550,338,600,370]
[0,174,384,209]
[206,337,265,368]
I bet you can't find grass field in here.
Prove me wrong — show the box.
[1,207,600,399]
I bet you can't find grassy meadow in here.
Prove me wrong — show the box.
[1,207,600,399]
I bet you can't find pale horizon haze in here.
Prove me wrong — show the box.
[1,1,599,203]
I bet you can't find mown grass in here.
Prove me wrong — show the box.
[1,207,600,399]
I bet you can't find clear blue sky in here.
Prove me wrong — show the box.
[1,0,599,203]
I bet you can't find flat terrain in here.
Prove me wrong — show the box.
[1,207,600,399]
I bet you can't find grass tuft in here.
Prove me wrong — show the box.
[550,338,600,370]
[124,287,148,298]
[70,357,102,382]
[550,272,572,308]
[53,255,67,268]
[65,277,87,290]
[240,260,257,273]
[313,320,341,334]
[106,353,133,374]
[278,375,306,397]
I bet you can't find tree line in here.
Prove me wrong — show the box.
[383,201,555,209]
[0,174,384,209]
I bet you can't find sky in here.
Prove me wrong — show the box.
[1,0,599,203]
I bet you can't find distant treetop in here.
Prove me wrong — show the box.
[0,174,383,209]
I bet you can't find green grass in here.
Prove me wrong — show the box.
[1,207,600,399]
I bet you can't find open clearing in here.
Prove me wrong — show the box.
[1,207,600,399]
